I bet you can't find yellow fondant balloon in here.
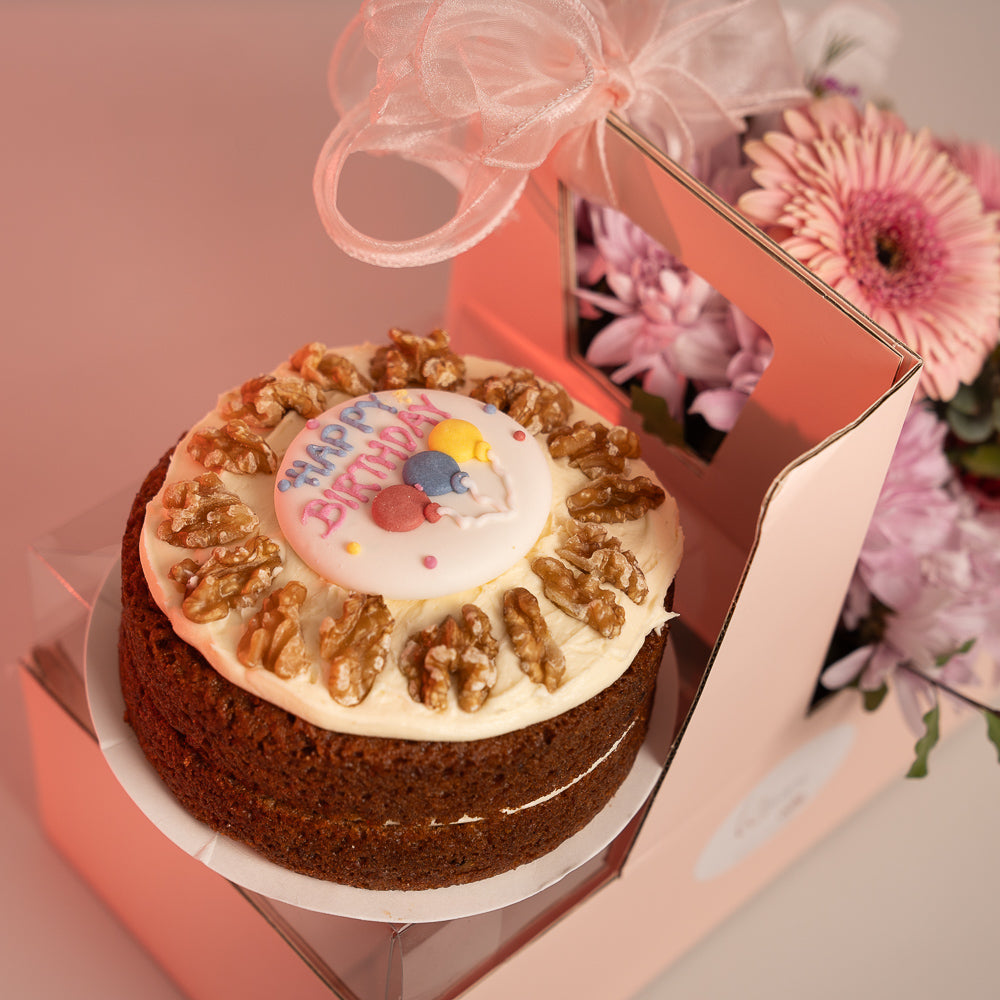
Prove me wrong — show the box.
[428,418,491,462]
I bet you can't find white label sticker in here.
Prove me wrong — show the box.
[694,723,856,881]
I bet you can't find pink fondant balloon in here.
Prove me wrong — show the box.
[371,484,427,532]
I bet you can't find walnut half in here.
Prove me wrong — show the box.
[168,535,282,624]
[557,522,648,604]
[187,420,278,475]
[237,581,311,679]
[156,473,259,548]
[370,328,465,391]
[503,587,566,692]
[320,592,394,707]
[399,604,499,712]
[289,342,373,397]
[530,556,624,639]
[221,374,325,427]
[470,368,572,434]
[547,420,641,479]
[566,473,665,524]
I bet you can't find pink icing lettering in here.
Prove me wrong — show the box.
[380,424,418,452]
[410,394,452,420]
[397,410,431,435]
[302,499,347,538]
[367,437,410,463]
[396,393,451,434]
[322,487,360,510]
[348,450,394,480]
[331,471,381,504]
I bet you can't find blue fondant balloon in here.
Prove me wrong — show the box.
[402,451,462,496]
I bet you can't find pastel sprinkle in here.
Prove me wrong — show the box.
[346,541,362,555]
[306,418,320,429]
[513,430,526,441]
[423,555,438,569]
[483,403,497,414]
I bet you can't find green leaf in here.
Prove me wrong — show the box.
[948,383,978,416]
[935,638,975,667]
[985,710,1000,765]
[630,385,686,449]
[960,443,1000,478]
[947,408,995,444]
[906,704,941,779]
[863,684,888,711]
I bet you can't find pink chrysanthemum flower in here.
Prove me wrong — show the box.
[688,307,773,432]
[842,403,958,624]
[823,404,1000,734]
[577,204,731,419]
[739,96,1000,400]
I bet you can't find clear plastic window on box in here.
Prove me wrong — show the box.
[21,485,671,1000]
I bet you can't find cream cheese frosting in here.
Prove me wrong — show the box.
[139,346,683,742]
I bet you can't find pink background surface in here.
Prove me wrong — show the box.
[2,3,1000,999]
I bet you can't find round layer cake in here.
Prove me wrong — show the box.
[119,330,683,891]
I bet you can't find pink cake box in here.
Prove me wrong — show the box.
[20,113,939,1000]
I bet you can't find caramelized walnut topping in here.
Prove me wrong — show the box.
[319,592,394,707]
[187,420,278,475]
[156,473,259,548]
[470,368,572,434]
[169,535,282,624]
[502,587,566,692]
[400,616,459,712]
[289,342,373,396]
[566,474,665,523]
[237,581,310,679]
[530,556,624,639]
[399,604,499,712]
[221,374,325,427]
[453,604,499,713]
[547,420,641,479]
[557,522,648,604]
[370,328,465,391]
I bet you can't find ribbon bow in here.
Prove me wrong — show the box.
[315,0,805,267]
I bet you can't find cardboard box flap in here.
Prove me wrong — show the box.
[656,361,922,814]
[450,113,921,648]
[597,115,921,533]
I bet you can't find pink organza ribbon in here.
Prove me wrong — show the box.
[315,0,805,266]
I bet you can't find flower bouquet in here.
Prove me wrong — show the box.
[572,4,1000,775]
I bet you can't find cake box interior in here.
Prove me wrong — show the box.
[18,107,946,1000]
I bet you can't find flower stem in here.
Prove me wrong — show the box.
[896,661,1000,716]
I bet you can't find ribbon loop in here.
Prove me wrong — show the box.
[316,0,806,267]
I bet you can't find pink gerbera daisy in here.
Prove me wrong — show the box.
[738,96,1000,400]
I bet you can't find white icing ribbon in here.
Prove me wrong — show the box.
[314,0,806,266]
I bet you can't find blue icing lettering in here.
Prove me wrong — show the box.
[319,423,354,455]
[305,442,344,470]
[279,460,330,490]
[339,408,373,433]
[357,393,398,414]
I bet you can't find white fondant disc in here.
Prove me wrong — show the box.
[273,390,552,599]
